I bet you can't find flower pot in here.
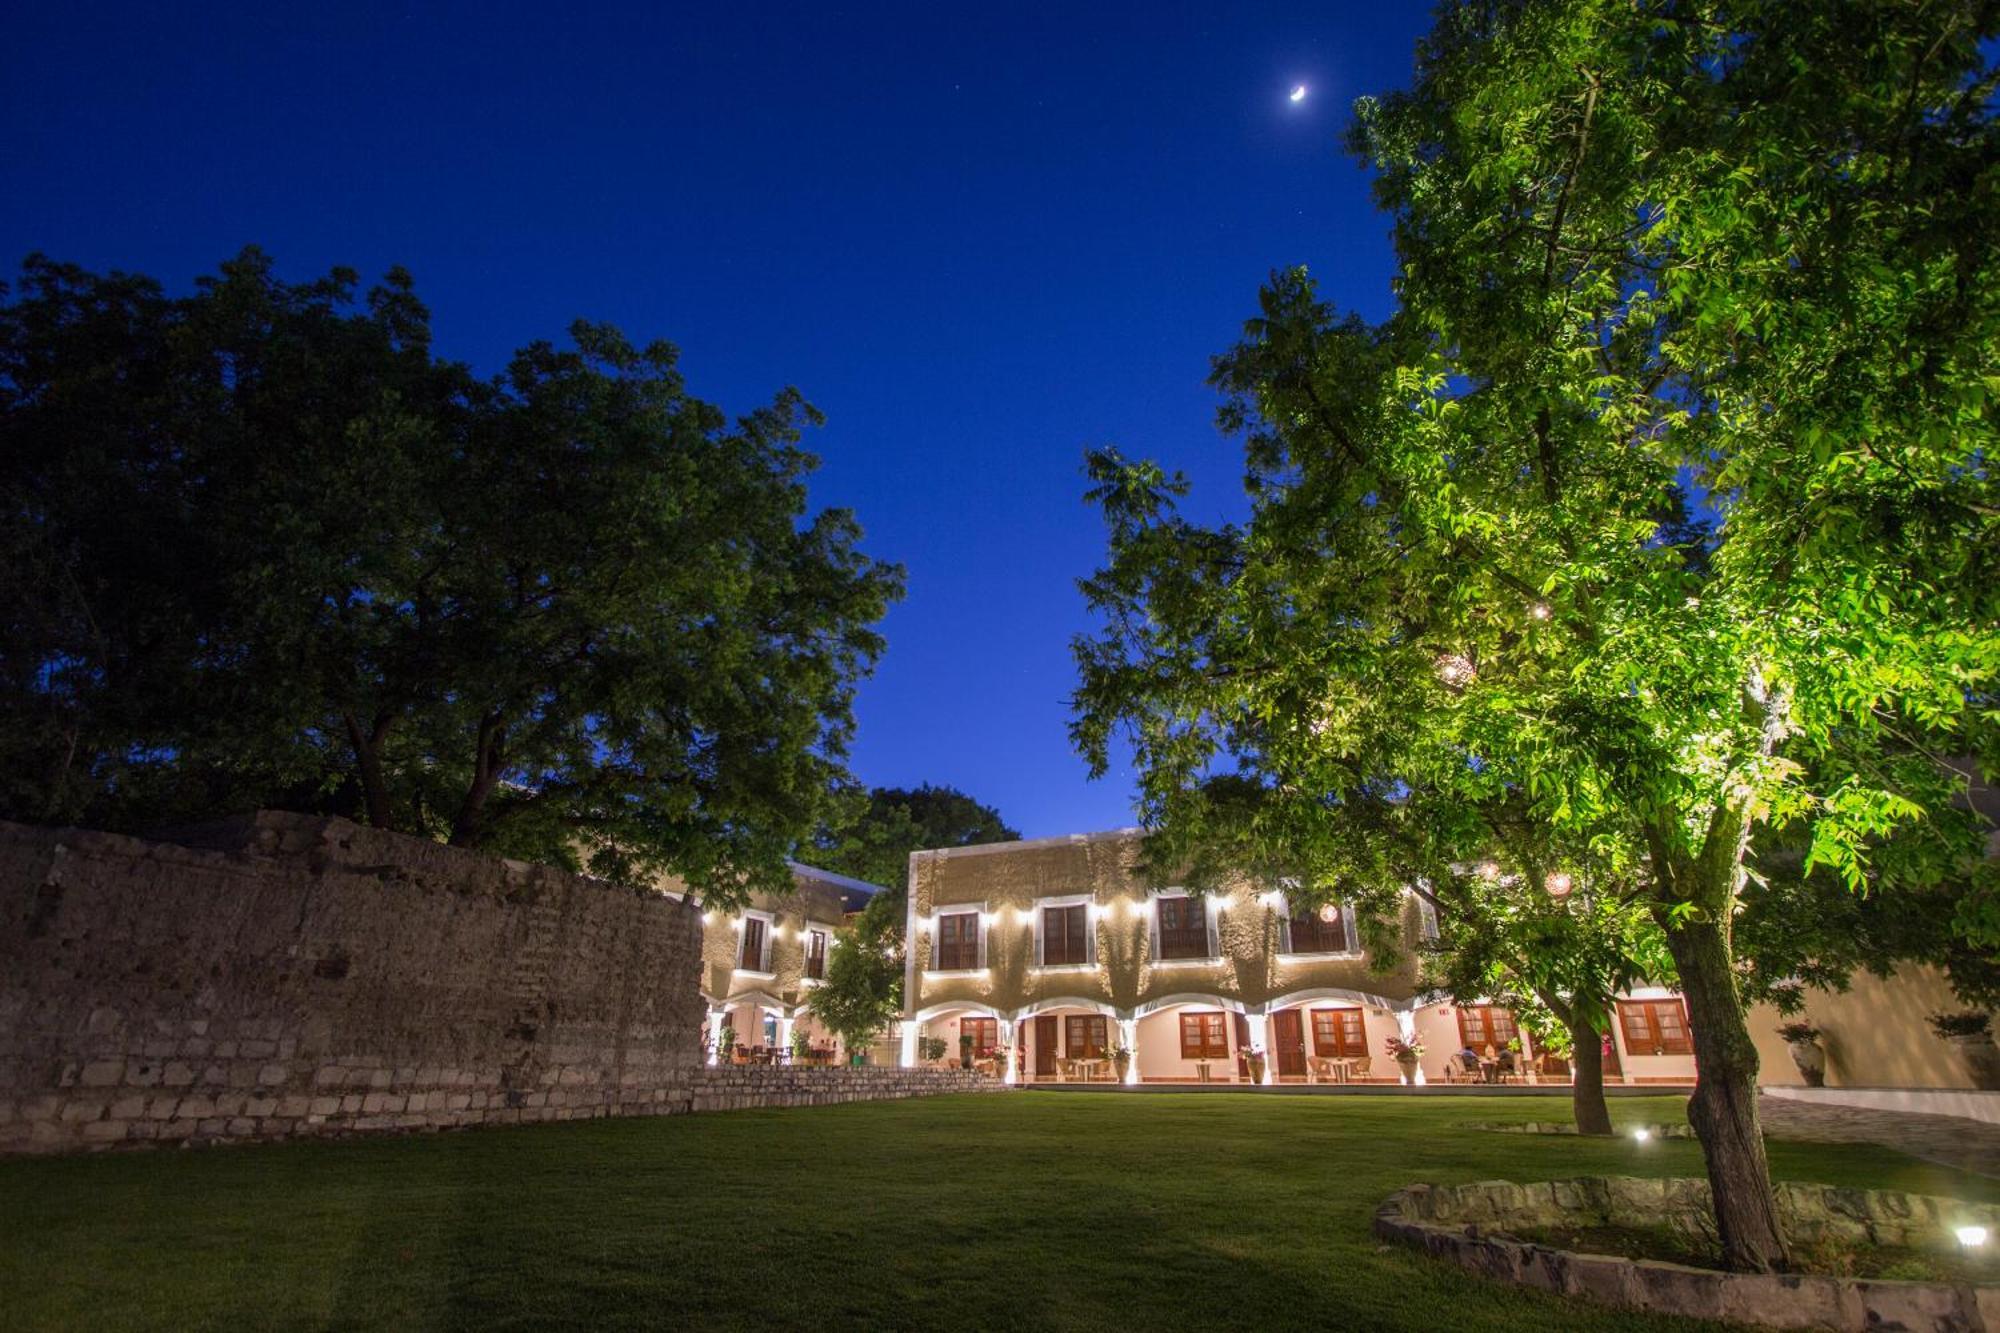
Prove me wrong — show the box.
[1396,1054,1420,1086]
[1786,1038,1827,1088]
[1245,1055,1267,1085]
[1112,1052,1132,1082]
[1947,1033,2000,1091]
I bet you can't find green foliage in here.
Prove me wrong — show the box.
[1072,0,1999,1266]
[811,783,1019,892]
[804,928,902,1055]
[0,249,903,907]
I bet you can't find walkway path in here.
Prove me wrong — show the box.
[1759,1093,2000,1180]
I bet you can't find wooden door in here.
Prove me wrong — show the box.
[1273,1009,1307,1078]
[1034,1016,1058,1076]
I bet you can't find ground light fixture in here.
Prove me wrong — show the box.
[1631,1128,1651,1143]
[1957,1225,1989,1248]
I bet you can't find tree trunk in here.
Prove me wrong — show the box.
[448,710,503,847]
[342,712,394,830]
[1566,1013,1614,1136]
[1662,910,1788,1272]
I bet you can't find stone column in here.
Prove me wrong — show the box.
[1395,1010,1427,1086]
[777,1013,795,1064]
[1243,1011,1273,1085]
[1119,1017,1140,1085]
[900,1019,920,1069]
[999,1018,1017,1086]
[707,1008,726,1067]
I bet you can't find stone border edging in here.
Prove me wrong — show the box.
[1475,1121,1695,1138]
[1373,1177,2000,1330]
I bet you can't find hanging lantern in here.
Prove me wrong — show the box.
[1545,872,1574,900]
[1319,903,1339,924]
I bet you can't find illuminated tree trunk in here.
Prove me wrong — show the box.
[1565,1012,1613,1137]
[1662,910,1788,1272]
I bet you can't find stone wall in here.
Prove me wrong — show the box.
[686,1066,999,1112]
[1375,1177,2000,1330]
[0,812,708,1153]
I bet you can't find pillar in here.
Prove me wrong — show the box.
[1118,1017,1139,1085]
[777,1013,795,1063]
[706,1008,725,1067]
[900,1018,920,1068]
[1244,1011,1272,1085]
[999,1018,1017,1085]
[1395,1010,1427,1086]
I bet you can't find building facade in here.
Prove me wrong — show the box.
[896,827,1708,1086]
[671,862,882,1066]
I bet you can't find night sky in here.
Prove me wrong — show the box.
[1,2,1434,839]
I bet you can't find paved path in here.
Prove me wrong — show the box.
[1759,1094,2000,1179]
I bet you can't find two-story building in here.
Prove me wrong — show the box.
[667,862,884,1065]
[896,827,1703,1086]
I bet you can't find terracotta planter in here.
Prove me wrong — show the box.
[1245,1055,1267,1085]
[1947,1033,2000,1090]
[1786,1038,1826,1087]
[1396,1054,1420,1085]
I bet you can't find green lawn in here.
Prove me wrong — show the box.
[1,1092,1992,1331]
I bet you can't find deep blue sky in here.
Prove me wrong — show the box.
[1,2,1432,840]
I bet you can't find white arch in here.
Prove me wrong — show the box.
[910,1000,1010,1024]
[1132,992,1248,1020]
[1264,985,1410,1014]
[1015,994,1121,1020]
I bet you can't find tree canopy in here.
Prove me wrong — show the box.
[0,249,903,907]
[1074,0,1998,1271]
[811,783,1020,892]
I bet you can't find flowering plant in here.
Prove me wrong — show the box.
[1384,1036,1425,1060]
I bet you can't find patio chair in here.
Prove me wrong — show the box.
[1056,1057,1078,1082]
[1307,1057,1335,1084]
[1347,1056,1371,1081]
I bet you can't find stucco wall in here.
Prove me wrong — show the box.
[0,813,705,1153]
[1747,965,1979,1090]
[907,830,1423,1021]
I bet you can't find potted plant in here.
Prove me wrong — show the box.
[1385,1035,1424,1085]
[919,1036,948,1065]
[789,1026,812,1066]
[719,1023,739,1065]
[1109,1041,1133,1082]
[958,1033,973,1070]
[1929,1011,2000,1090]
[1776,1021,1826,1087]
[1243,1045,1268,1085]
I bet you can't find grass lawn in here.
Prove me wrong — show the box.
[1,1092,1993,1331]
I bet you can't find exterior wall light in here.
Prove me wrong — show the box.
[1957,1225,1989,1248]
[1545,872,1574,900]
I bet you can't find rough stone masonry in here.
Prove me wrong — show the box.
[0,811,710,1153]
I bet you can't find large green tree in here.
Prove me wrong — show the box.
[1075,0,1998,1271]
[0,249,903,907]
[812,783,1020,892]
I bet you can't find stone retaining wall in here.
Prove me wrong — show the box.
[0,815,1006,1155]
[0,812,710,1154]
[1375,1177,2000,1330]
[688,1066,998,1112]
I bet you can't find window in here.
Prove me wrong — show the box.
[1065,1015,1108,1057]
[1041,904,1090,966]
[738,916,768,972]
[936,912,980,971]
[803,928,828,981]
[962,1016,999,1057]
[1286,907,1349,954]
[1456,1005,1518,1052]
[1157,896,1211,960]
[1310,1007,1367,1057]
[1178,1012,1229,1059]
[1617,998,1693,1056]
